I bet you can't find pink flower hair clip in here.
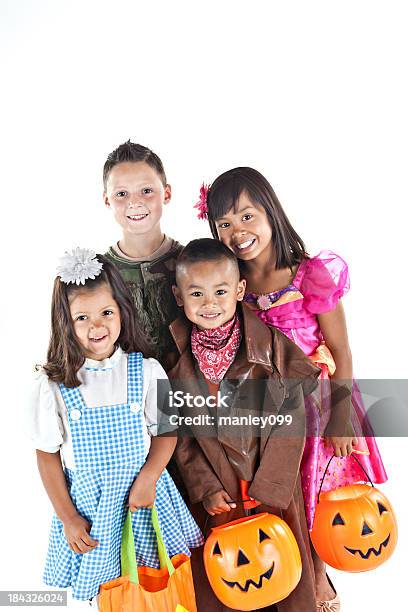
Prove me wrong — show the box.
[194,182,211,220]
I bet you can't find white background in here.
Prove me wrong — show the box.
[1,1,407,610]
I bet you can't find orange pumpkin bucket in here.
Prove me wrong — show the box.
[203,513,301,611]
[311,454,397,572]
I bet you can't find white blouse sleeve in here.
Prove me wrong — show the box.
[24,369,65,453]
[143,358,177,436]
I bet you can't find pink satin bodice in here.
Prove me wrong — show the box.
[244,250,350,356]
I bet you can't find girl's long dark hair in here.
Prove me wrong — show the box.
[44,254,151,388]
[207,167,307,269]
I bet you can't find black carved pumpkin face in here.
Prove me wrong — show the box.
[311,484,397,572]
[204,513,301,610]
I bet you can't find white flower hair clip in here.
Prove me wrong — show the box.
[57,248,103,285]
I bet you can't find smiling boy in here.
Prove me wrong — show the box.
[167,238,324,612]
[103,141,182,367]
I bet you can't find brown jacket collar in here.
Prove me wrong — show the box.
[169,302,273,369]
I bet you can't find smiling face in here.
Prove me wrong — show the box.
[104,161,171,237]
[173,258,246,330]
[69,283,121,361]
[215,191,273,262]
[204,513,301,610]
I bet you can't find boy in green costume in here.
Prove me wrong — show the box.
[103,141,182,368]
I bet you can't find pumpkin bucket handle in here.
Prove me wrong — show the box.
[317,453,374,503]
[203,499,284,539]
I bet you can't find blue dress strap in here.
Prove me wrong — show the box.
[59,383,85,411]
[59,382,85,424]
[127,352,144,406]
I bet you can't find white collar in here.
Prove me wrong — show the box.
[83,346,124,371]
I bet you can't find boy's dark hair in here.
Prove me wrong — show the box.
[176,238,240,277]
[207,167,307,269]
[103,140,167,189]
[44,254,151,388]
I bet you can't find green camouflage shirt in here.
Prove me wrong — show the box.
[105,239,183,368]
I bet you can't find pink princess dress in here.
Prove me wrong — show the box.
[243,250,387,530]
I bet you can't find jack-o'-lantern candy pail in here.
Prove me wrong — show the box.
[203,513,301,611]
[311,484,397,572]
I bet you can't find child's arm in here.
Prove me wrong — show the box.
[175,435,231,513]
[36,450,98,554]
[128,435,177,511]
[318,302,358,456]
[248,382,306,509]
[129,358,180,511]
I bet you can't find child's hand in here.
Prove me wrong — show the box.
[203,491,236,516]
[128,472,157,511]
[324,435,358,457]
[62,514,98,554]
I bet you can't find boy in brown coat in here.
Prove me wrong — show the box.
[167,238,331,612]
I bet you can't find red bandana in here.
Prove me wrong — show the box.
[191,314,242,383]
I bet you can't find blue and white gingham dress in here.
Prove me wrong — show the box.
[43,352,203,601]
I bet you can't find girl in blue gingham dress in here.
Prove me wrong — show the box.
[25,250,203,601]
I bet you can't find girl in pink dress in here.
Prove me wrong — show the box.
[196,168,387,609]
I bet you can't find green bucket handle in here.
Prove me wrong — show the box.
[121,507,175,584]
